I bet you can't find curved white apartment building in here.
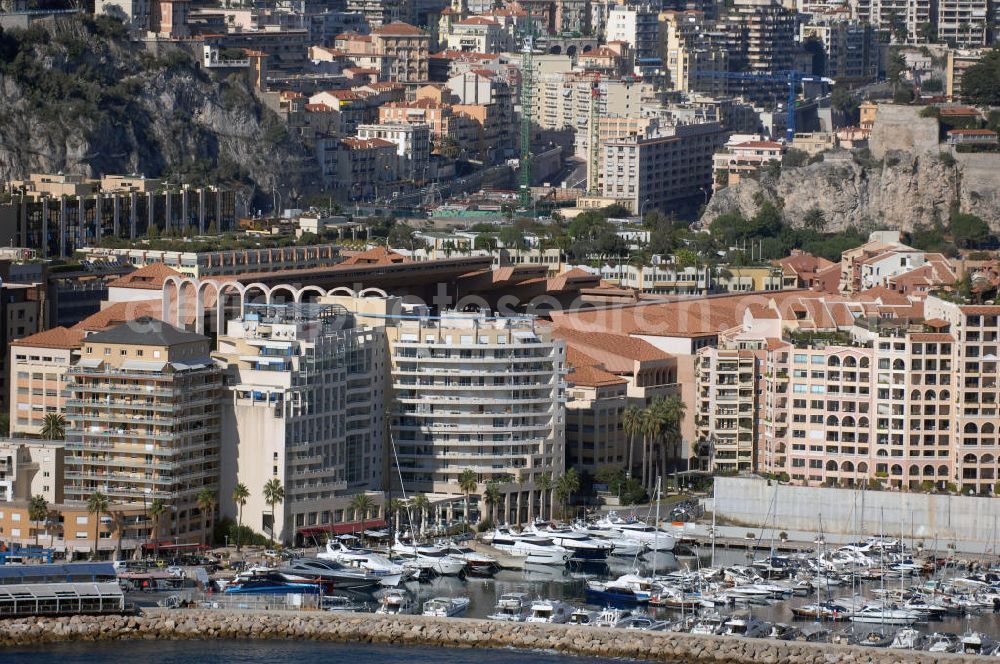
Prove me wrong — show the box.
[385,310,566,524]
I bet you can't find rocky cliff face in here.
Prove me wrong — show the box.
[700,148,1000,230]
[0,17,312,208]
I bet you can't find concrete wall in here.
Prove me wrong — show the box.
[714,476,1000,548]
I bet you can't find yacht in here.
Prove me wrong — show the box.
[223,570,320,595]
[925,632,960,653]
[567,608,601,626]
[528,525,612,561]
[525,599,573,624]
[487,592,531,622]
[586,573,656,604]
[849,604,921,626]
[487,530,571,566]
[959,630,996,655]
[889,627,924,650]
[441,543,498,574]
[594,515,676,552]
[722,613,771,638]
[318,542,408,586]
[277,557,382,592]
[422,596,470,617]
[376,589,417,615]
[617,612,669,631]
[391,540,467,576]
[607,539,648,557]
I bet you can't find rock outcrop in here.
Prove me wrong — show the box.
[0,610,986,664]
[700,148,1000,231]
[0,16,312,207]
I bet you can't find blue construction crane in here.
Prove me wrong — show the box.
[692,70,833,142]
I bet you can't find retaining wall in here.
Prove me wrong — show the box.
[714,476,999,548]
[0,609,984,663]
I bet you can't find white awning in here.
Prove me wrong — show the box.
[77,358,103,368]
[121,360,168,372]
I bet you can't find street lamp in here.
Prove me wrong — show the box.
[639,197,651,218]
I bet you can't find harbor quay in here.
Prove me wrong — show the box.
[0,609,987,663]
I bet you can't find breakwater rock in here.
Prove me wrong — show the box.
[0,610,983,663]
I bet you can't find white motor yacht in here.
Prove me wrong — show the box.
[422,596,471,617]
[487,530,571,566]
[722,613,771,638]
[525,599,573,624]
[849,604,921,626]
[376,589,417,615]
[593,607,632,628]
[487,592,531,622]
[567,608,601,626]
[391,540,467,576]
[318,542,408,586]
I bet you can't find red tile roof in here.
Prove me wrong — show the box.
[553,326,671,363]
[11,326,85,350]
[373,22,426,36]
[107,263,183,291]
[73,300,163,333]
[340,245,410,265]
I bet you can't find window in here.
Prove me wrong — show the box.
[11,513,20,522]
[794,354,807,364]
[76,516,88,525]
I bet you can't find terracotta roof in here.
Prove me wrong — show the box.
[948,129,996,136]
[547,267,600,292]
[732,140,783,150]
[305,103,335,112]
[910,333,955,342]
[455,16,499,25]
[747,304,779,319]
[373,22,426,36]
[958,305,1000,314]
[938,106,979,116]
[341,137,395,149]
[553,326,671,365]
[924,318,949,328]
[569,362,628,388]
[73,300,163,333]
[340,245,410,265]
[107,263,183,290]
[11,326,84,350]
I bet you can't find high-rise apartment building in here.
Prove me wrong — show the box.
[851,0,931,43]
[214,302,387,546]
[64,319,222,544]
[936,0,989,46]
[9,327,83,437]
[607,4,661,63]
[722,0,798,102]
[800,17,880,85]
[385,309,566,525]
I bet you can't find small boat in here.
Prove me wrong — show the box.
[567,608,600,626]
[853,629,894,648]
[322,595,367,612]
[924,632,960,653]
[525,599,573,624]
[959,630,996,655]
[585,574,655,604]
[769,623,801,640]
[376,589,416,615]
[690,610,726,635]
[889,627,924,650]
[617,612,669,631]
[593,606,632,628]
[487,592,531,622]
[722,613,771,638]
[422,596,470,617]
[791,600,853,621]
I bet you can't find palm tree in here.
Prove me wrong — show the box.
[196,488,216,544]
[554,469,581,521]
[349,493,376,538]
[640,405,665,491]
[112,510,126,561]
[409,494,431,536]
[231,483,249,552]
[40,413,66,440]
[87,491,109,561]
[387,498,406,535]
[622,406,643,480]
[28,495,47,548]
[148,499,167,559]
[483,482,502,525]
[457,469,477,531]
[262,478,284,547]
[536,472,553,521]
[657,396,687,485]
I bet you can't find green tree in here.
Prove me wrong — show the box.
[674,248,700,270]
[483,482,502,524]
[410,494,431,536]
[29,495,47,548]
[262,478,284,547]
[554,468,581,520]
[498,225,527,250]
[622,406,643,480]
[950,212,991,249]
[40,413,66,440]
[921,78,943,92]
[457,469,478,529]
[803,208,827,232]
[640,406,665,490]
[961,47,1000,106]
[196,488,216,544]
[231,483,249,551]
[656,396,687,486]
[886,51,907,85]
[147,499,167,560]
[893,86,916,104]
[87,491,110,561]
[473,234,498,254]
[831,87,858,115]
[349,493,376,536]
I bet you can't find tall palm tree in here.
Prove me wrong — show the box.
[28,495,47,547]
[483,482,501,525]
[231,483,249,552]
[622,406,643,480]
[387,498,406,535]
[536,472,553,521]
[196,488,216,545]
[148,499,167,559]
[87,491,109,561]
[112,510,126,561]
[657,396,687,485]
[641,405,665,491]
[457,469,477,531]
[40,413,66,440]
[409,494,430,536]
[262,478,284,547]
[349,493,376,538]
[554,469,581,520]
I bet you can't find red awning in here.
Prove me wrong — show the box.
[297,519,387,537]
[141,541,211,551]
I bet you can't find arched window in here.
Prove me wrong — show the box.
[841,461,854,472]
[938,465,949,476]
[923,464,935,476]
[826,460,838,471]
[844,356,857,368]
[964,422,979,434]
[964,453,978,464]
[891,464,903,475]
[858,462,869,473]
[826,415,839,426]
[910,390,921,400]
[983,423,996,434]
[893,359,905,371]
[925,390,936,400]
[859,357,870,368]
[909,465,919,476]
[828,356,841,367]
[842,416,856,427]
